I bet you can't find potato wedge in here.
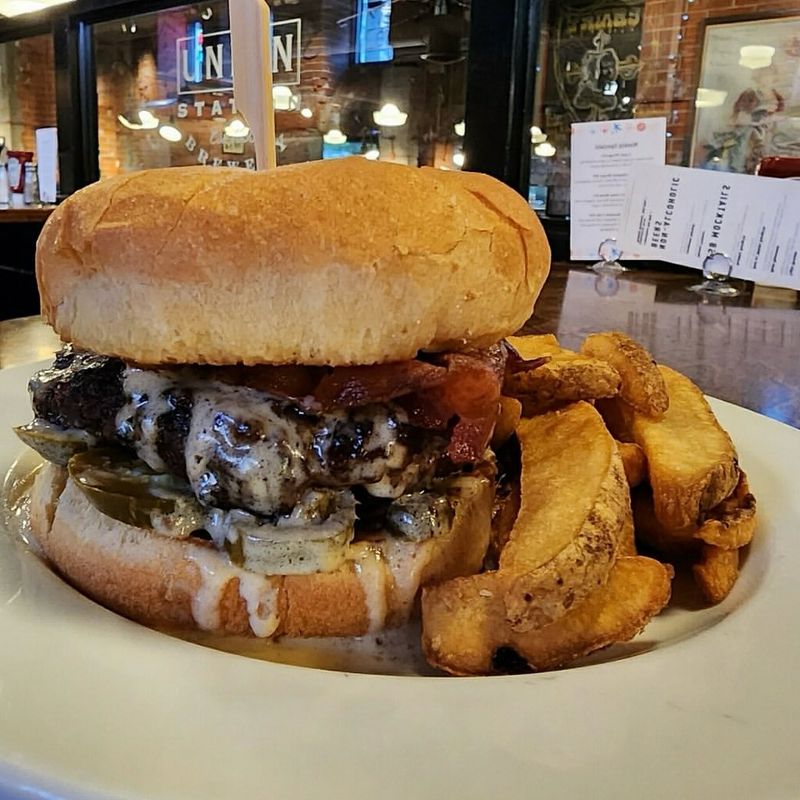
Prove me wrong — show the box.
[506,333,565,360]
[693,544,739,604]
[505,334,621,413]
[632,487,698,558]
[618,441,646,488]
[491,396,522,449]
[488,480,520,564]
[608,366,738,530]
[581,332,669,418]
[499,405,630,632]
[422,556,672,676]
[695,471,756,550]
[506,359,621,414]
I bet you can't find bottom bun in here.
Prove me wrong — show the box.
[29,462,493,639]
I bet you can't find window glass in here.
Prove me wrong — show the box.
[530,1,800,216]
[0,33,56,153]
[93,0,470,177]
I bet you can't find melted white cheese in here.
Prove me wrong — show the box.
[184,546,280,638]
[351,542,389,633]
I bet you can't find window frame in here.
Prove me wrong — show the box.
[0,0,544,198]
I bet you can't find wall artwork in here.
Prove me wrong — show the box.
[691,15,800,174]
[544,0,643,129]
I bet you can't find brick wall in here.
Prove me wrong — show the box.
[637,0,800,165]
[0,34,56,154]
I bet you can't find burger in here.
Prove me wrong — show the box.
[16,158,549,640]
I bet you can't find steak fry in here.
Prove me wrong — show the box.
[505,335,620,414]
[581,332,669,418]
[601,366,739,530]
[422,556,672,675]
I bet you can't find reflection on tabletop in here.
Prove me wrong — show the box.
[1,263,798,427]
[520,265,800,429]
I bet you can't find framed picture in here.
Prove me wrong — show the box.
[691,15,800,174]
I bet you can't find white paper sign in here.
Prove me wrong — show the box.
[569,117,666,261]
[618,165,800,290]
[35,127,58,204]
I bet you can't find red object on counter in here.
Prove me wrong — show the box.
[755,156,800,179]
[7,151,34,192]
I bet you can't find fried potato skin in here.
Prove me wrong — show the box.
[695,471,756,550]
[618,441,646,488]
[581,332,668,418]
[422,556,672,676]
[491,396,522,450]
[612,367,739,530]
[499,405,630,632]
[693,545,739,604]
[505,335,621,413]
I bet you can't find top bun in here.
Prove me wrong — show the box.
[37,159,550,366]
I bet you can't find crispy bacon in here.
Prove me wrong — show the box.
[313,361,447,409]
[212,346,528,465]
[400,351,503,464]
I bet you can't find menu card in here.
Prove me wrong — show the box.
[569,117,666,261]
[618,165,800,290]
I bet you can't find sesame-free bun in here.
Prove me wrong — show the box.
[29,462,493,639]
[36,159,550,366]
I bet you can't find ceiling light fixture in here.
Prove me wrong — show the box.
[739,45,775,70]
[158,124,182,142]
[323,129,347,145]
[530,125,547,144]
[0,0,74,17]
[224,118,250,138]
[373,103,408,127]
[272,85,297,111]
[534,142,556,158]
[695,88,728,108]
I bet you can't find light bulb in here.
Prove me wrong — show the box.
[454,120,465,137]
[453,152,465,168]
[158,124,182,142]
[739,45,775,69]
[534,142,556,158]
[300,107,313,119]
[323,129,347,145]
[137,110,159,129]
[373,103,408,127]
[530,125,547,144]
[272,85,296,111]
[695,88,727,108]
[224,119,250,138]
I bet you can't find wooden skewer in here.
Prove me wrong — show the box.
[230,0,277,170]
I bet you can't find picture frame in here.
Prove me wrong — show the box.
[690,14,800,174]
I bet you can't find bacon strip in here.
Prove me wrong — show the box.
[401,351,503,464]
[313,361,447,409]
[212,345,539,465]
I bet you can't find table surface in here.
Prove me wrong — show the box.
[2,264,798,427]
[0,207,55,223]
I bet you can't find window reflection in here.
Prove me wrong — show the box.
[93,0,471,177]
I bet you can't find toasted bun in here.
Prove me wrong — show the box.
[29,463,493,638]
[36,160,550,366]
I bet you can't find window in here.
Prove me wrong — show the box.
[0,33,56,154]
[92,0,471,176]
[530,1,800,216]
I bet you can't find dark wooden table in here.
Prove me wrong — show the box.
[2,263,799,427]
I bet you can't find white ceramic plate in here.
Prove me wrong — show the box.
[0,360,798,800]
